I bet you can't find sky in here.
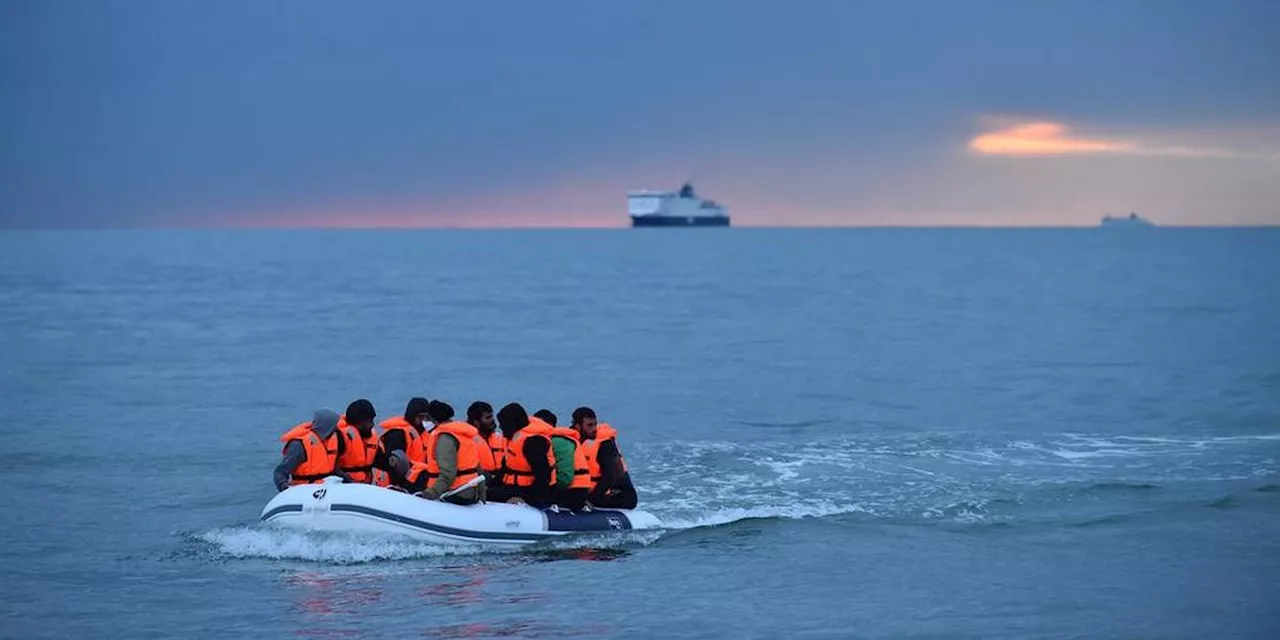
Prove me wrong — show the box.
[2,0,1279,228]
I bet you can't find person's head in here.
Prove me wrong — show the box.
[533,409,557,427]
[388,450,410,479]
[467,401,495,433]
[345,399,377,433]
[497,402,529,437]
[427,400,454,424]
[404,397,431,429]
[571,406,598,439]
[310,408,341,440]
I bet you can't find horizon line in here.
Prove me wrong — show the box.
[3,223,1279,231]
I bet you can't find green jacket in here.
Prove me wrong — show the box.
[425,432,485,504]
[550,435,577,490]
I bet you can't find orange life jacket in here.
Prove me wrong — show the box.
[583,423,628,491]
[483,431,506,471]
[379,416,426,465]
[335,417,377,483]
[279,421,338,485]
[476,432,498,473]
[551,426,593,490]
[501,419,556,487]
[423,421,483,491]
[365,427,383,467]
[404,460,431,486]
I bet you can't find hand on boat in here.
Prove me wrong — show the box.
[506,497,526,505]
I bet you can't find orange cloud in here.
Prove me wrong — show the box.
[969,119,1280,160]
[969,121,1135,155]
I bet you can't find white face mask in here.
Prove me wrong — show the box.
[423,421,435,430]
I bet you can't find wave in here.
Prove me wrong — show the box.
[644,431,1280,473]
[1207,496,1237,509]
[657,501,872,530]
[1066,513,1140,528]
[1076,481,1160,492]
[1004,433,1280,465]
[733,418,835,429]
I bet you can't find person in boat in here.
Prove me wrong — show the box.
[335,399,379,483]
[541,409,593,511]
[381,397,431,462]
[274,408,347,491]
[412,400,487,504]
[375,397,431,484]
[386,450,428,494]
[385,426,487,506]
[572,406,638,509]
[487,403,555,507]
[468,401,504,478]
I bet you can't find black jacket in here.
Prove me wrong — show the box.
[521,435,553,506]
[588,438,633,503]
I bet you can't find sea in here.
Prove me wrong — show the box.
[1,228,1278,639]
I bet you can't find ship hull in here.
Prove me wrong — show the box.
[631,215,730,228]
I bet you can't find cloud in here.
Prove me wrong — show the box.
[969,120,1279,160]
[969,121,1134,155]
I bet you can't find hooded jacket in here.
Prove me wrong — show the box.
[496,404,553,505]
[274,409,346,491]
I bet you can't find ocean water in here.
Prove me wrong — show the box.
[1,228,1278,639]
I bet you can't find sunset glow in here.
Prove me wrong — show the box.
[969,122,1134,156]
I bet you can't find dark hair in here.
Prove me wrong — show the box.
[427,400,454,423]
[497,402,529,435]
[404,397,431,421]
[571,406,596,425]
[533,409,557,426]
[345,399,377,423]
[467,401,493,422]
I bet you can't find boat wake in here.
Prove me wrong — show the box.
[194,526,492,563]
[193,501,867,564]
[193,430,1280,564]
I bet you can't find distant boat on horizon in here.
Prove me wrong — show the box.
[1100,212,1155,228]
[628,182,730,228]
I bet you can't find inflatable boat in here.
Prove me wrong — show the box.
[260,476,662,546]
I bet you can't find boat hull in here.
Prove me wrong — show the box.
[631,215,730,228]
[260,477,661,546]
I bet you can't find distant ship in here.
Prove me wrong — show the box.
[628,183,730,227]
[1101,212,1155,227]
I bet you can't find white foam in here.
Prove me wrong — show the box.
[198,525,501,563]
[754,458,805,481]
[1047,448,1131,461]
[198,521,673,564]
[657,501,871,530]
[541,529,667,549]
[895,464,937,477]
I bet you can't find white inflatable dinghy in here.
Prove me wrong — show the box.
[261,476,662,546]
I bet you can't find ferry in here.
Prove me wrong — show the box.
[1100,212,1155,227]
[629,183,730,227]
